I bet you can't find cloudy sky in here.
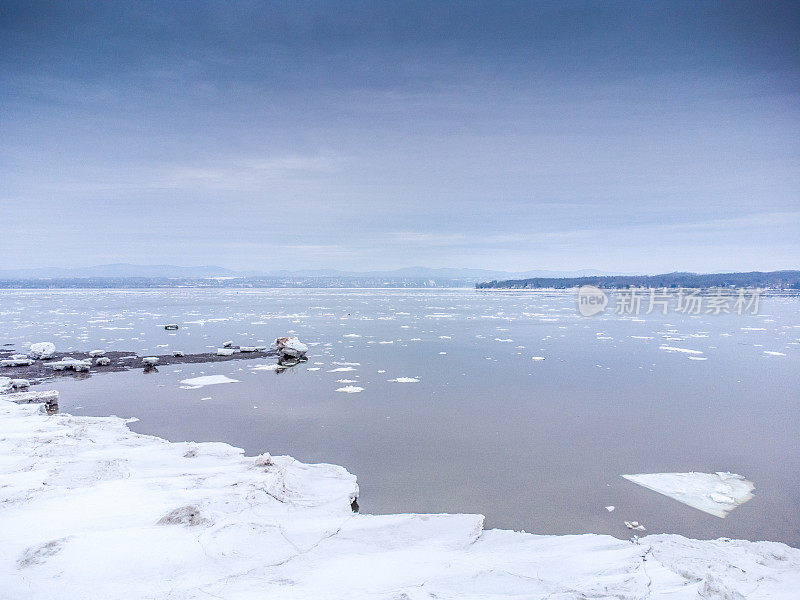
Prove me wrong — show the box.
[2,1,798,273]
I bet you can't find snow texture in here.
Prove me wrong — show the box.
[1,399,798,599]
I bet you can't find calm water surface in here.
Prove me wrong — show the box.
[2,288,798,545]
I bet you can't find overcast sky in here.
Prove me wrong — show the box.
[1,1,798,273]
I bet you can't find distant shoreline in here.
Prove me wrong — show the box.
[476,270,800,290]
[1,269,798,290]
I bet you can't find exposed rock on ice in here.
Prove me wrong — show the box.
[1,400,798,599]
[273,336,308,358]
[622,472,755,518]
[172,350,185,357]
[254,452,273,467]
[180,375,239,389]
[28,342,56,359]
[157,505,210,527]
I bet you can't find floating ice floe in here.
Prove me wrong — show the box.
[28,341,56,359]
[659,346,703,355]
[763,351,787,357]
[531,356,546,361]
[625,521,646,531]
[11,379,30,389]
[328,366,356,372]
[250,363,281,371]
[388,377,419,383]
[335,385,364,393]
[0,377,12,392]
[622,472,755,518]
[180,375,239,389]
[2,399,799,599]
[95,357,111,366]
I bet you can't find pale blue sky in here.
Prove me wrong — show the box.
[1,1,798,272]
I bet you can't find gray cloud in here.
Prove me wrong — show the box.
[1,1,798,272]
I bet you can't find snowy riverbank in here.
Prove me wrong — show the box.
[1,399,798,599]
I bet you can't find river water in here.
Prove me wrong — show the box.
[2,288,798,545]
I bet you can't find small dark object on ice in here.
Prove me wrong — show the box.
[165,324,179,330]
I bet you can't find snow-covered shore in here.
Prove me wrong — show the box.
[1,399,798,599]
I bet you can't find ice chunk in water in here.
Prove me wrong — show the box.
[180,375,239,389]
[622,472,754,518]
[28,342,56,359]
[336,385,364,393]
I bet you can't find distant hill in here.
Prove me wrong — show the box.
[0,263,238,279]
[476,270,800,290]
[0,264,624,281]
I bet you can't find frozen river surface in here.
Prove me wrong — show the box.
[1,288,798,545]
